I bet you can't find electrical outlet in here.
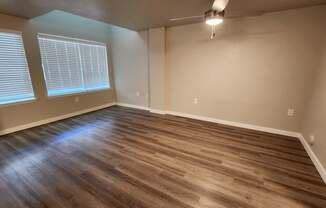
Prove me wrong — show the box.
[287,109,295,117]
[309,135,315,146]
[193,98,199,105]
[136,92,140,97]
[75,97,79,103]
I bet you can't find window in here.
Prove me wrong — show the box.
[0,31,35,105]
[38,34,110,97]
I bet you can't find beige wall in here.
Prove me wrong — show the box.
[166,6,326,132]
[111,6,326,132]
[302,37,326,168]
[0,11,116,131]
[111,26,149,107]
[149,28,166,111]
[110,27,168,111]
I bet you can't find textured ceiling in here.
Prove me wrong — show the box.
[1,0,326,30]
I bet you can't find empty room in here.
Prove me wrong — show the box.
[0,0,326,207]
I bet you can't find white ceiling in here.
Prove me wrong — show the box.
[1,0,326,30]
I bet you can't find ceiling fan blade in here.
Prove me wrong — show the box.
[169,15,204,21]
[212,0,230,12]
[225,11,265,19]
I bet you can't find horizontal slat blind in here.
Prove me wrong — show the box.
[80,44,110,90]
[38,34,110,96]
[0,32,35,105]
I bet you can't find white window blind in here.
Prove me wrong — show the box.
[0,31,35,105]
[38,34,110,97]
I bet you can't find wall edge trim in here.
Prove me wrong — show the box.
[150,109,167,115]
[0,102,116,136]
[115,103,299,137]
[166,110,300,138]
[116,103,150,111]
[298,134,326,184]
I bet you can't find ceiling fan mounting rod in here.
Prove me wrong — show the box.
[210,25,216,40]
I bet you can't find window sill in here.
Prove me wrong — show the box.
[46,87,113,100]
[0,98,37,109]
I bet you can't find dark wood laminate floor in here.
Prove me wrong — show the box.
[0,106,326,208]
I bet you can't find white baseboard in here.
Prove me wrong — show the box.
[0,102,115,136]
[298,134,326,184]
[115,103,149,111]
[115,103,299,137]
[166,110,300,138]
[115,103,166,115]
[150,109,167,115]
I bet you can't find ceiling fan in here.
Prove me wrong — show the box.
[170,0,259,39]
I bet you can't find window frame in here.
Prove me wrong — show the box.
[37,33,111,98]
[0,29,36,107]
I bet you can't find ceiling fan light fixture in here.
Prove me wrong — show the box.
[205,9,224,26]
[205,17,223,25]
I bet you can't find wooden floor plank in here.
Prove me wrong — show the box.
[0,106,325,208]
